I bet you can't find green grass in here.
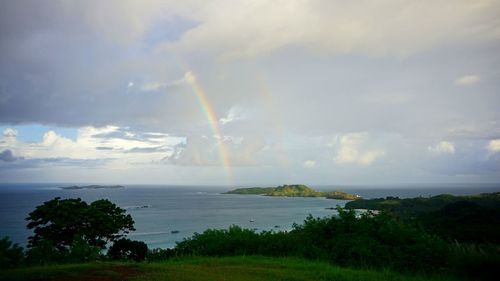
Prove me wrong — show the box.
[0,256,463,281]
[0,262,138,281]
[131,256,461,281]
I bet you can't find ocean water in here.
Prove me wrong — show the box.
[1,183,499,249]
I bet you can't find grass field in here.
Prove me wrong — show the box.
[0,256,463,281]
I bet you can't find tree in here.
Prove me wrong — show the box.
[0,237,24,268]
[26,197,135,251]
[108,238,148,262]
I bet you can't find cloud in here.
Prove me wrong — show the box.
[220,105,246,125]
[428,141,455,154]
[3,128,17,138]
[0,126,184,170]
[0,149,18,162]
[487,139,500,153]
[140,74,189,91]
[164,135,267,166]
[454,75,481,86]
[0,1,500,184]
[170,0,500,58]
[303,160,316,168]
[334,133,385,166]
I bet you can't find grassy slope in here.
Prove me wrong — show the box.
[1,256,462,281]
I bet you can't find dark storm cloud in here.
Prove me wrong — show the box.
[0,149,18,162]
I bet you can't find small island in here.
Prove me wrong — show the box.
[59,185,125,190]
[224,184,360,200]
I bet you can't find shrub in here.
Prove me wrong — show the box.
[108,238,148,262]
[175,207,450,273]
[147,248,178,261]
[0,237,24,269]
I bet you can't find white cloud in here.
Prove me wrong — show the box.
[454,75,481,86]
[428,141,455,154]
[487,139,500,153]
[3,128,17,138]
[334,133,385,165]
[0,126,184,168]
[303,160,316,168]
[220,105,246,125]
[140,74,189,91]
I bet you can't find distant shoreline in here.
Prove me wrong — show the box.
[59,185,125,190]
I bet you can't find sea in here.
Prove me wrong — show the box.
[1,183,499,249]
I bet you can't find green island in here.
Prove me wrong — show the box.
[224,184,360,200]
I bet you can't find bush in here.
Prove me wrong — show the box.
[292,208,450,272]
[176,225,261,256]
[147,248,178,261]
[25,235,102,265]
[108,238,148,262]
[175,207,450,273]
[25,239,63,265]
[0,237,24,269]
[67,235,102,263]
[449,243,500,281]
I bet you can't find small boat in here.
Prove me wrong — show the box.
[171,230,180,234]
[249,219,255,222]
[274,225,280,228]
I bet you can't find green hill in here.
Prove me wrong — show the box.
[224,184,360,200]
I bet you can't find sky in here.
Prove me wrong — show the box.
[0,0,499,186]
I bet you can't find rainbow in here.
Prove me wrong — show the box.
[184,71,233,182]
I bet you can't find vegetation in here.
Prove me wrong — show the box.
[108,238,148,262]
[345,192,500,244]
[225,184,360,200]
[0,256,462,281]
[176,208,449,273]
[0,237,24,269]
[24,197,135,264]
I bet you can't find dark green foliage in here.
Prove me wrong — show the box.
[176,226,261,256]
[0,237,24,268]
[25,239,64,265]
[448,243,500,281]
[67,235,102,263]
[24,197,135,264]
[26,197,135,250]
[292,208,449,271]
[175,207,448,273]
[418,201,500,244]
[346,193,500,244]
[345,192,500,219]
[147,248,178,261]
[108,238,148,262]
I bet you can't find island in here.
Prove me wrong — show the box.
[223,184,360,200]
[59,185,125,190]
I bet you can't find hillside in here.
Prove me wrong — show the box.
[0,256,461,281]
[344,192,500,216]
[345,192,500,243]
[224,184,360,200]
